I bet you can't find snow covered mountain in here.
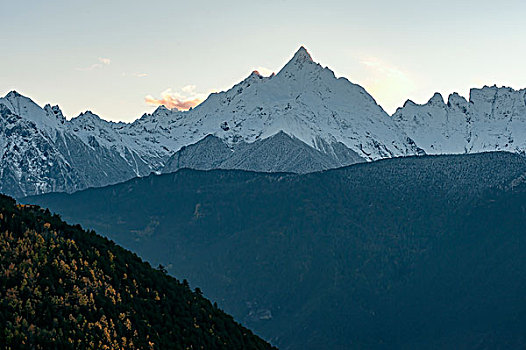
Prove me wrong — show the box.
[0,91,149,197]
[150,47,419,161]
[4,47,526,198]
[393,86,526,155]
[0,47,421,197]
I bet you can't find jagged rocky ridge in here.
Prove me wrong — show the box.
[3,47,526,197]
[393,86,526,155]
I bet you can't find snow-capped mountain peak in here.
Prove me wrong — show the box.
[249,70,264,78]
[0,91,64,131]
[2,91,41,117]
[5,90,22,99]
[428,92,445,105]
[82,46,417,167]
[72,110,104,123]
[291,46,314,63]
[239,70,267,87]
[277,46,324,80]
[153,46,419,160]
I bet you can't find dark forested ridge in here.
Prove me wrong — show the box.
[0,195,275,349]
[26,152,526,349]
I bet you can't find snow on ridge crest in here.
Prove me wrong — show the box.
[428,92,445,105]
[291,46,313,63]
[394,85,526,156]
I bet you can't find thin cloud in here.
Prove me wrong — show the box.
[76,57,111,71]
[122,72,149,78]
[181,85,197,93]
[145,95,202,110]
[145,86,209,111]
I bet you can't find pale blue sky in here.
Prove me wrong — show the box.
[1,0,526,121]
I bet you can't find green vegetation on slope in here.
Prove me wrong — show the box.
[26,152,526,349]
[0,194,274,350]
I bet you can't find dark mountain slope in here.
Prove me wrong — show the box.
[162,132,363,174]
[26,152,526,349]
[0,195,274,349]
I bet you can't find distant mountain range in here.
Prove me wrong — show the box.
[25,152,526,349]
[3,47,526,197]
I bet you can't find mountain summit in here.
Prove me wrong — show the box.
[295,46,312,59]
[161,46,419,158]
[289,46,314,63]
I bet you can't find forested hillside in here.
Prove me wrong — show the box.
[26,152,526,349]
[0,194,274,349]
